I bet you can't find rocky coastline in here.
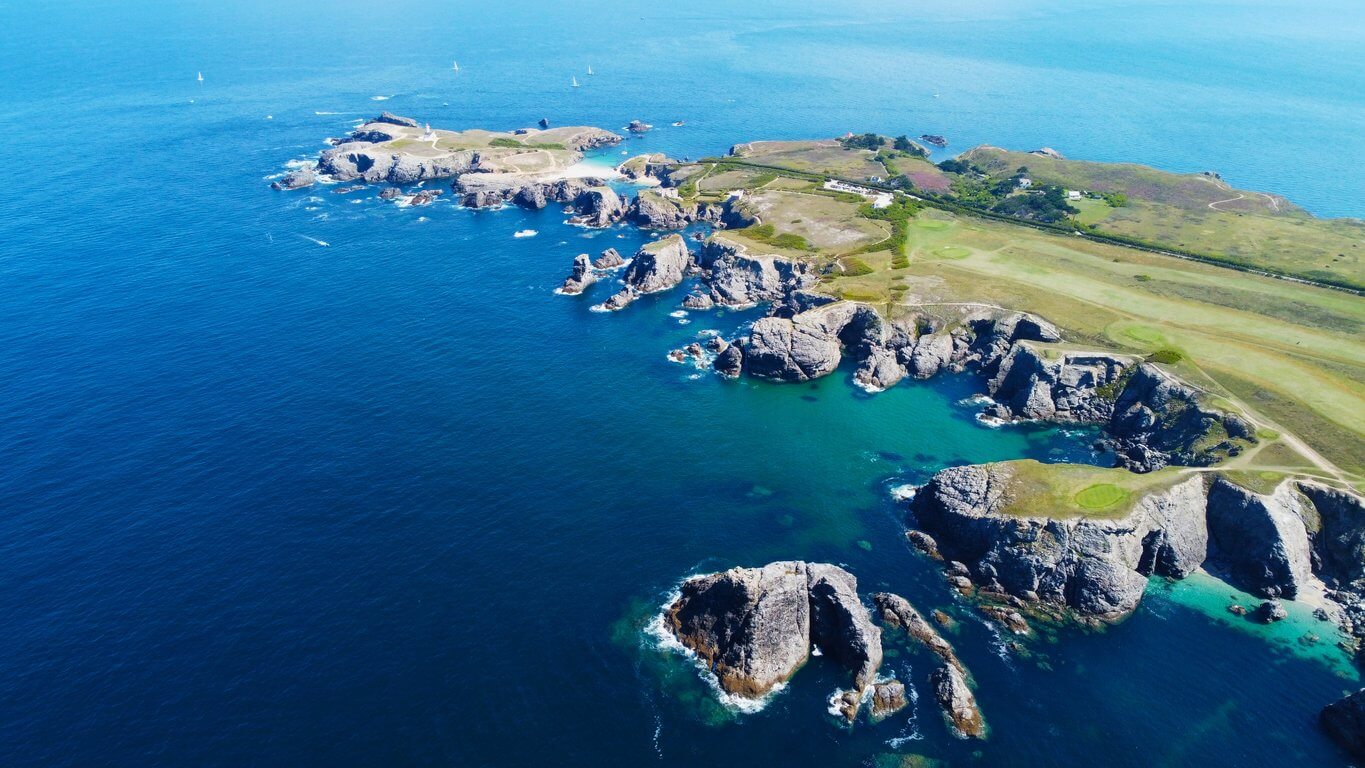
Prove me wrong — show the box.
[273,119,1365,753]
[662,561,986,736]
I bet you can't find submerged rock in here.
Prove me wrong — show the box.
[870,680,909,719]
[1254,600,1288,623]
[1322,689,1365,760]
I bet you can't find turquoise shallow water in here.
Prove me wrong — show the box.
[0,1,1361,765]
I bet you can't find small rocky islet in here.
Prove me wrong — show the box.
[662,560,985,736]
[275,113,1365,757]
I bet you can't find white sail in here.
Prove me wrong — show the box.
[571,76,579,87]
[452,60,459,72]
[587,65,594,75]
[197,71,203,82]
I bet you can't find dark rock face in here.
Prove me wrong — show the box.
[604,235,694,310]
[407,189,443,206]
[713,344,744,378]
[1135,475,1209,578]
[1322,689,1365,760]
[920,134,949,148]
[627,119,652,133]
[593,248,624,270]
[807,564,883,692]
[1253,600,1287,623]
[667,561,812,698]
[909,466,1210,622]
[1300,482,1365,593]
[664,561,882,719]
[453,175,599,211]
[1206,477,1312,599]
[742,303,881,382]
[270,166,315,190]
[378,187,401,200]
[558,254,594,295]
[319,142,477,184]
[987,345,1129,423]
[695,239,814,308]
[1107,365,1255,472]
[374,111,419,127]
[538,118,550,129]
[563,186,624,227]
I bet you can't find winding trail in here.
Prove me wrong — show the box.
[1207,194,1246,210]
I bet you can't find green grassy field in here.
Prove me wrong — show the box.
[730,140,889,180]
[957,147,1365,288]
[811,209,1365,481]
[986,460,1185,519]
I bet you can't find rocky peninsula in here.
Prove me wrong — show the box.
[274,117,1365,752]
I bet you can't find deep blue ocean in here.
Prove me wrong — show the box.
[2,1,1363,765]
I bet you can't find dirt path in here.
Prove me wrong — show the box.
[1207,193,1246,210]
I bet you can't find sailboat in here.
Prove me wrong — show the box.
[197,71,203,83]
[452,60,460,72]
[571,76,580,88]
[587,65,594,76]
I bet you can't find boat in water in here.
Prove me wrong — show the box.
[571,76,580,88]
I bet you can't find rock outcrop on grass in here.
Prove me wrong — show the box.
[664,561,882,721]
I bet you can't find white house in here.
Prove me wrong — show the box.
[1066,189,1083,201]
[1017,177,1033,189]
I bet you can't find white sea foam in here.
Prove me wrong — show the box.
[885,665,923,747]
[975,413,1006,428]
[513,229,538,238]
[370,95,391,101]
[314,111,342,115]
[889,483,920,502]
[669,310,688,319]
[958,393,995,407]
[853,377,885,394]
[677,318,690,326]
[644,589,786,715]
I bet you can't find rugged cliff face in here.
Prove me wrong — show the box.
[664,561,882,720]
[907,466,1363,631]
[1205,477,1313,599]
[601,235,694,311]
[908,463,1189,621]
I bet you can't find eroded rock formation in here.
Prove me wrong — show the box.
[664,561,882,720]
